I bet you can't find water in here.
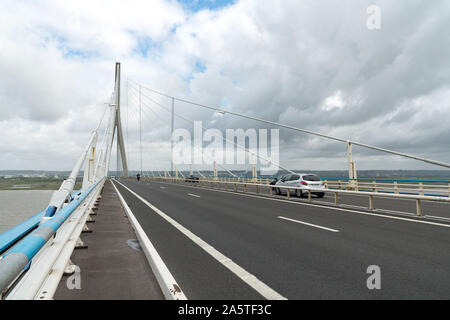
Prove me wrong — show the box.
[0,190,54,234]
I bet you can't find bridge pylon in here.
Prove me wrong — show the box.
[112,62,129,178]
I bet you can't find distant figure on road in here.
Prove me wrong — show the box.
[136,173,141,181]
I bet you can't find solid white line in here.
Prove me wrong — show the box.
[188,193,201,198]
[278,216,340,233]
[150,181,450,229]
[115,180,286,300]
[111,181,187,300]
[160,186,166,189]
[426,215,450,221]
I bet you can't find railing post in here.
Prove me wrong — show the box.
[287,189,290,199]
[256,185,259,194]
[346,141,357,189]
[372,181,377,192]
[335,192,339,205]
[369,195,374,210]
[416,199,422,216]
[338,180,342,190]
[269,187,273,196]
[419,182,424,196]
[308,190,311,202]
[394,181,399,194]
[234,184,237,192]
[244,184,247,193]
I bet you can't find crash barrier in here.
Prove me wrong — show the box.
[145,177,450,218]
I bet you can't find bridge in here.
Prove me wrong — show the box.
[1,63,449,300]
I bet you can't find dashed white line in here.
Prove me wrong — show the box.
[278,216,340,233]
[188,193,201,198]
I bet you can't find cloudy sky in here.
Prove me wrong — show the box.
[0,0,449,173]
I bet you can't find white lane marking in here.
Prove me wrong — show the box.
[426,215,450,221]
[160,186,166,189]
[149,181,450,229]
[188,193,201,198]
[111,181,187,300]
[115,180,286,300]
[278,216,339,233]
[340,204,368,210]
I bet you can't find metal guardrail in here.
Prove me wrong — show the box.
[0,179,104,299]
[322,178,450,197]
[322,177,450,183]
[170,176,450,198]
[146,177,450,217]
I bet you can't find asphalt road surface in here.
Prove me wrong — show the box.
[113,179,450,299]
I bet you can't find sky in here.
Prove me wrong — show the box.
[0,0,449,173]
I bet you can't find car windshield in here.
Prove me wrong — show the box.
[303,174,320,181]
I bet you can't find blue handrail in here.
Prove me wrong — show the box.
[0,181,102,293]
[0,210,45,255]
[4,184,97,260]
[0,189,82,255]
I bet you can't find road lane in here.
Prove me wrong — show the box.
[119,179,450,299]
[113,181,266,300]
[115,180,285,300]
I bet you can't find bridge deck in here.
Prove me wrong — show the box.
[54,180,163,300]
[113,178,450,299]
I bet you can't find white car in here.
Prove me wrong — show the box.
[273,173,325,198]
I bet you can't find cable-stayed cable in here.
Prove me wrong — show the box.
[128,82,293,175]
[128,78,450,169]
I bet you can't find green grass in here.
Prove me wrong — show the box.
[0,177,83,191]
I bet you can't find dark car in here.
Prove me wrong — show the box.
[185,175,200,183]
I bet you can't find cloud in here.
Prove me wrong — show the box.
[0,0,449,172]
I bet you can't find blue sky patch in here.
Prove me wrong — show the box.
[37,27,97,60]
[63,49,98,59]
[127,30,162,58]
[195,61,207,72]
[178,0,236,12]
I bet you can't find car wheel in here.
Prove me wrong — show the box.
[295,189,302,198]
[317,192,324,198]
